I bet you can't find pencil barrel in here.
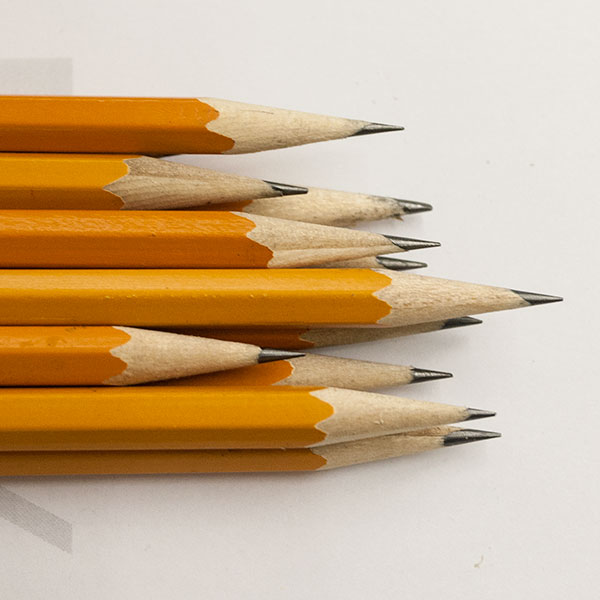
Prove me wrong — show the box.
[0,210,403,268]
[0,154,291,210]
[0,269,527,327]
[0,269,393,326]
[0,386,470,451]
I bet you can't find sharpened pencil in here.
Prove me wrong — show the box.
[0,326,302,386]
[0,211,437,268]
[0,153,307,210]
[314,256,428,270]
[0,96,402,154]
[158,354,452,391]
[0,269,560,327]
[0,427,501,476]
[167,317,483,349]
[0,386,494,451]
[203,187,432,227]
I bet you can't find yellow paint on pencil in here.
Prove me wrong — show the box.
[0,153,129,209]
[0,386,333,450]
[0,96,234,154]
[0,269,393,326]
[0,326,130,385]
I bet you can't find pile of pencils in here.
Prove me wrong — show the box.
[0,95,561,476]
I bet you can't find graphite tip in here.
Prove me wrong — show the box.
[263,181,308,196]
[351,122,405,136]
[258,349,305,364]
[443,429,502,447]
[375,257,428,271]
[410,368,453,383]
[511,290,564,306]
[442,316,483,329]
[464,408,496,421]
[395,199,433,214]
[385,235,441,251]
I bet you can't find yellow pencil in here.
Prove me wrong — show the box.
[0,96,402,154]
[0,210,435,268]
[166,317,482,349]
[0,270,560,327]
[0,427,501,476]
[0,386,494,451]
[0,326,301,386]
[0,153,307,210]
[159,354,452,391]
[204,187,431,226]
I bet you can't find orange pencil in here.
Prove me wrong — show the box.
[0,96,402,154]
[0,269,559,327]
[159,354,452,390]
[0,428,501,476]
[0,153,306,210]
[166,317,482,349]
[0,210,433,268]
[0,386,493,451]
[0,326,300,386]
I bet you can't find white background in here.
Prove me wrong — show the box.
[0,1,598,597]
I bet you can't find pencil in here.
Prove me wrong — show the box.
[0,211,437,268]
[0,153,307,210]
[0,427,501,476]
[0,270,560,327]
[314,256,428,270]
[158,354,452,390]
[0,96,402,154]
[0,386,494,451]
[166,317,483,349]
[202,188,432,227]
[0,326,302,386]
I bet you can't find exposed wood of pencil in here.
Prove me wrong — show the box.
[167,317,482,349]
[0,211,422,268]
[0,153,307,210]
[0,427,501,476]
[0,96,402,155]
[160,354,451,390]
[205,187,432,226]
[0,326,300,386]
[0,270,560,327]
[0,386,492,451]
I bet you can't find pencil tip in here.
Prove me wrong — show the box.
[511,290,564,306]
[384,235,441,251]
[258,349,305,363]
[352,122,404,136]
[443,429,502,447]
[394,199,433,214]
[263,181,308,196]
[464,408,496,421]
[410,368,453,383]
[375,257,428,271]
[442,316,483,329]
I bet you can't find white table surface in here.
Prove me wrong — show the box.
[0,1,597,597]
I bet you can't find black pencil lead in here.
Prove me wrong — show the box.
[375,257,428,271]
[464,408,496,421]
[512,290,563,306]
[394,199,433,214]
[385,235,441,251]
[351,122,404,136]
[258,349,305,364]
[410,368,453,383]
[443,429,501,446]
[442,317,483,329]
[263,181,308,196]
